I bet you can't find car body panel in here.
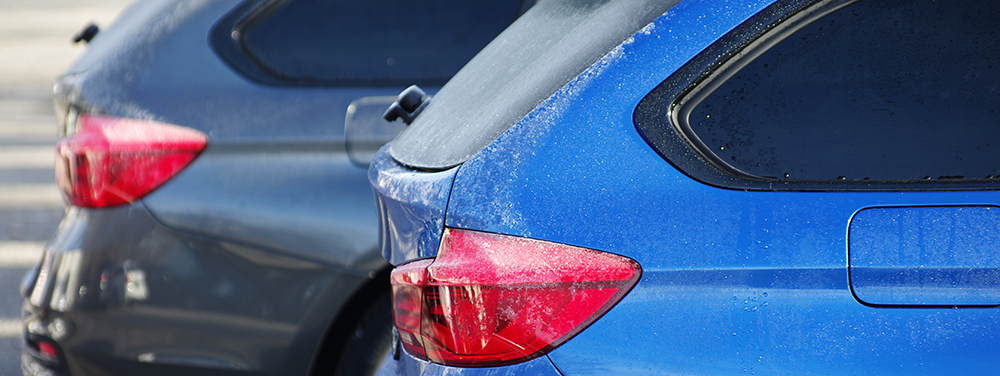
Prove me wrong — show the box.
[372,0,1000,374]
[24,204,366,375]
[549,275,999,375]
[848,205,1000,307]
[377,350,562,376]
[145,144,384,272]
[368,149,457,266]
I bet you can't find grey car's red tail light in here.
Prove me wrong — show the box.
[55,114,208,207]
[390,228,641,367]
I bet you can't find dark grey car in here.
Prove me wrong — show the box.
[19,0,530,375]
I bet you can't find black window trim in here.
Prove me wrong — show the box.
[670,0,854,182]
[213,0,456,87]
[634,0,1000,192]
[210,0,299,86]
[211,0,530,87]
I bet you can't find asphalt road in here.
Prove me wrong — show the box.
[0,1,130,374]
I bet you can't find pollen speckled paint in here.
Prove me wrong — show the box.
[372,0,1000,374]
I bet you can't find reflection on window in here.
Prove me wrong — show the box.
[687,0,1000,181]
[242,0,523,85]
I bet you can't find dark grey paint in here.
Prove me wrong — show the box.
[22,0,527,374]
[144,144,385,273]
[24,205,365,375]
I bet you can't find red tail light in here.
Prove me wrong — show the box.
[36,340,59,361]
[55,114,207,207]
[390,228,641,367]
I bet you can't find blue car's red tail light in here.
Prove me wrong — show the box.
[390,228,641,367]
[55,114,208,207]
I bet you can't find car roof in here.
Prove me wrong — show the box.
[389,0,682,171]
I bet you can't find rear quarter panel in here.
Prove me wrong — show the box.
[66,0,407,270]
[440,0,1000,374]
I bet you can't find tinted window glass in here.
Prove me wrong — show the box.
[682,0,1000,182]
[240,0,523,85]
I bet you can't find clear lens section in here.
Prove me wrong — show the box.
[55,114,207,207]
[390,228,641,367]
[390,259,433,359]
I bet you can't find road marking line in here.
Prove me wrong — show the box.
[0,319,20,338]
[0,119,56,135]
[0,184,64,209]
[0,146,53,169]
[0,241,44,268]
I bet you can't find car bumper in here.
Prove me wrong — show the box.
[373,345,563,376]
[21,202,366,376]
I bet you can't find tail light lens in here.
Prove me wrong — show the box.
[390,228,641,367]
[55,114,207,207]
[35,340,59,361]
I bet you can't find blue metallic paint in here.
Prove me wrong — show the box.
[374,348,563,376]
[375,0,1000,374]
[849,206,1000,307]
[444,0,778,240]
[369,147,458,266]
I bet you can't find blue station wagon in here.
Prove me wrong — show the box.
[370,0,1000,374]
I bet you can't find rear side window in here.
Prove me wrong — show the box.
[212,0,526,86]
[637,0,1000,190]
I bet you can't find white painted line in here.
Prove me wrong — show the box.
[0,101,54,116]
[0,146,53,169]
[0,241,45,268]
[0,318,20,338]
[0,124,55,139]
[0,184,64,209]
